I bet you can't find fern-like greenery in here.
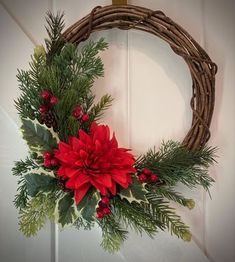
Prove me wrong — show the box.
[19,192,57,236]
[145,193,190,239]
[113,197,161,237]
[14,176,29,210]
[98,215,128,253]
[45,11,65,64]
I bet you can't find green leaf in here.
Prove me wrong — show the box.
[77,189,99,221]
[21,119,57,152]
[25,173,57,197]
[119,177,147,203]
[58,192,77,227]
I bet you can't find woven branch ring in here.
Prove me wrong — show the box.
[62,4,217,150]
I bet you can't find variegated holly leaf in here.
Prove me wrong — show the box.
[118,177,147,204]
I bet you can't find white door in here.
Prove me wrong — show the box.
[1,1,234,262]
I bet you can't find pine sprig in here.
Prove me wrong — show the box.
[113,197,161,237]
[146,185,189,207]
[145,193,191,240]
[89,94,113,122]
[14,177,29,210]
[45,11,65,64]
[77,38,108,80]
[74,217,95,231]
[12,156,40,176]
[15,57,45,120]
[19,192,57,236]
[98,215,128,253]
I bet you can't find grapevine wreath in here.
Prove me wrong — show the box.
[13,4,217,253]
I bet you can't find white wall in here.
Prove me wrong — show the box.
[0,1,234,262]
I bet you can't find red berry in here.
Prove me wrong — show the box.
[72,106,82,119]
[43,151,51,159]
[38,105,48,114]
[101,196,110,205]
[50,158,58,166]
[43,158,51,168]
[150,174,158,183]
[50,96,58,105]
[81,114,90,122]
[138,174,147,183]
[96,208,105,219]
[103,207,112,216]
[143,168,152,175]
[41,90,51,100]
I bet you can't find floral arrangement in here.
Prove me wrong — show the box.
[12,13,215,252]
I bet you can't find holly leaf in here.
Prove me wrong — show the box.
[119,177,147,203]
[25,173,57,197]
[77,189,99,222]
[58,192,77,227]
[21,119,57,152]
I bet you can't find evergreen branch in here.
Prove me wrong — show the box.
[74,217,95,231]
[98,215,128,253]
[28,54,46,88]
[15,64,45,120]
[77,38,108,80]
[14,177,29,210]
[172,167,215,191]
[19,192,57,236]
[135,141,216,190]
[113,197,161,237]
[45,11,65,64]
[12,156,40,176]
[55,88,81,141]
[146,185,189,207]
[89,94,113,122]
[145,194,191,240]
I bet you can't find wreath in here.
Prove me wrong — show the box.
[13,6,217,253]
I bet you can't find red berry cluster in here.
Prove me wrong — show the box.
[38,90,58,114]
[43,151,58,168]
[138,168,159,184]
[72,105,90,123]
[96,196,112,219]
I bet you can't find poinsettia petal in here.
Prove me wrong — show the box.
[75,173,90,188]
[90,179,107,195]
[74,183,91,204]
[64,167,79,178]
[112,173,130,188]
[55,151,78,165]
[58,142,71,153]
[65,176,77,189]
[57,166,67,177]
[69,136,81,151]
[109,181,116,195]
[95,139,102,152]
[79,149,88,160]
[110,133,118,148]
[94,174,112,188]
[79,129,92,144]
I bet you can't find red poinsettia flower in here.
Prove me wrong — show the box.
[54,123,136,204]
